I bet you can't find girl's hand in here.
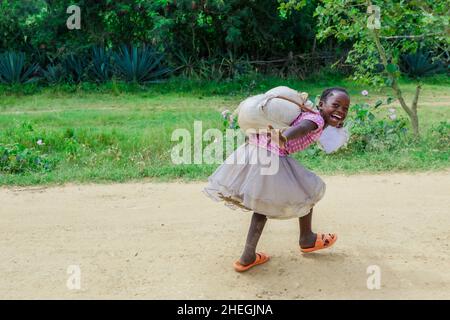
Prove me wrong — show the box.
[267,125,287,149]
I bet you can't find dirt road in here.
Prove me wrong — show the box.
[1,172,449,299]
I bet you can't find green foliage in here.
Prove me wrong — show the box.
[0,0,48,51]
[0,0,336,79]
[313,0,449,85]
[347,102,408,152]
[428,121,450,149]
[0,51,39,84]
[112,45,171,83]
[278,0,307,18]
[221,109,240,130]
[1,0,447,84]
[159,0,319,59]
[0,143,52,174]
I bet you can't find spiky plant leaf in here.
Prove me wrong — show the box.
[112,45,171,83]
[62,54,87,83]
[89,46,112,83]
[42,64,65,84]
[0,51,39,84]
[400,51,445,79]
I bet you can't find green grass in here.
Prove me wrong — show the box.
[0,75,449,186]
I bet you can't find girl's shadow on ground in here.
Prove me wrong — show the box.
[299,251,349,262]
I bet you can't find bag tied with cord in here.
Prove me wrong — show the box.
[235,86,315,134]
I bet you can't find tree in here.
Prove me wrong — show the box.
[282,0,449,137]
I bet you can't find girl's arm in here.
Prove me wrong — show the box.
[283,119,318,140]
[268,119,318,148]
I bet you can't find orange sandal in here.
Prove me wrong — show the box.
[233,252,270,272]
[300,233,337,253]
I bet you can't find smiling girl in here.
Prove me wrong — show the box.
[204,87,350,272]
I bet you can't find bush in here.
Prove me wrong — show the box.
[428,121,450,150]
[346,102,408,152]
[0,1,349,81]
[0,143,53,174]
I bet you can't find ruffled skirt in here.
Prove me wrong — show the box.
[203,143,325,219]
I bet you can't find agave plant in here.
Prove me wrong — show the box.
[173,50,199,78]
[112,45,171,83]
[197,57,223,81]
[219,51,251,79]
[42,64,65,84]
[89,46,112,83]
[62,53,87,83]
[0,51,39,84]
[400,51,445,79]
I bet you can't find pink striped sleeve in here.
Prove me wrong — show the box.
[295,112,324,132]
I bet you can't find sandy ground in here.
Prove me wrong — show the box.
[1,171,449,300]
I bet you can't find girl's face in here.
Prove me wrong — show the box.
[319,91,350,127]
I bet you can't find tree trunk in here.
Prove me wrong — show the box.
[410,84,421,138]
[410,111,419,138]
[371,28,421,138]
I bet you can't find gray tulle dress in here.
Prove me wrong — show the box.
[203,111,326,220]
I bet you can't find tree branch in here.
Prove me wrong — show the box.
[381,32,447,40]
[411,84,421,113]
[391,80,414,118]
[371,29,414,118]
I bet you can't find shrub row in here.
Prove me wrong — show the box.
[0,45,171,85]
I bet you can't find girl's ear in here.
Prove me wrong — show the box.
[318,100,323,110]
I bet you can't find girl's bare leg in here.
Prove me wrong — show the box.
[239,212,267,265]
[299,208,317,248]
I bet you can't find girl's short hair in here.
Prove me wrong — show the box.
[320,87,349,102]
